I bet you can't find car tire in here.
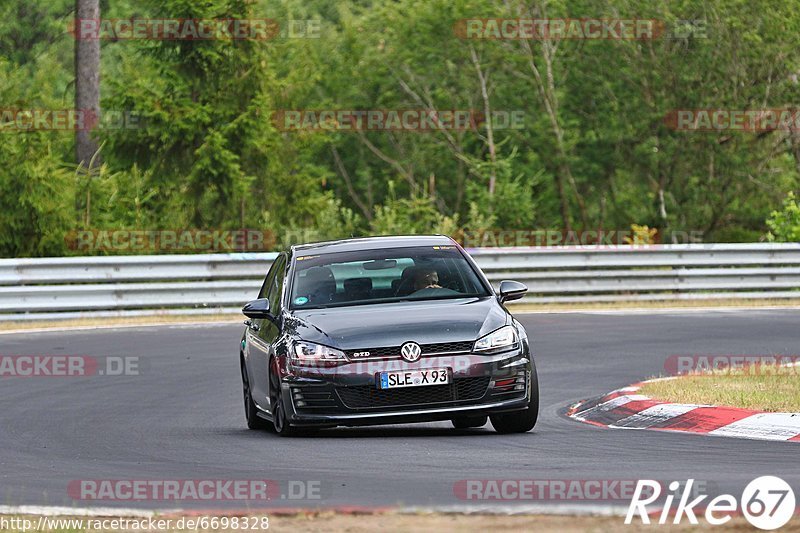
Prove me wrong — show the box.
[451,415,488,429]
[269,357,305,437]
[490,361,540,434]
[242,358,271,430]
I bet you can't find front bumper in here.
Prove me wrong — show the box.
[280,343,532,427]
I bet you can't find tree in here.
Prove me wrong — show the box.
[766,192,800,242]
[74,0,100,169]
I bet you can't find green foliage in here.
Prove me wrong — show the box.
[1,0,800,256]
[0,0,72,65]
[270,193,363,247]
[370,184,458,236]
[0,135,73,256]
[766,193,800,242]
[464,151,537,231]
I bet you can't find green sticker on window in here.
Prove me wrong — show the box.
[294,296,309,306]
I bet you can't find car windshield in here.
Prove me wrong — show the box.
[289,245,491,309]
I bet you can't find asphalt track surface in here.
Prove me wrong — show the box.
[1,309,799,511]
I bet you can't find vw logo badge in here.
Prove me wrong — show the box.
[400,342,422,362]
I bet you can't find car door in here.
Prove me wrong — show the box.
[246,253,286,410]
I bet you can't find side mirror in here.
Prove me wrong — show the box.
[242,298,272,319]
[498,280,528,303]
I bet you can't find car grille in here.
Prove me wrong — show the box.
[336,377,490,409]
[422,341,475,354]
[343,340,474,359]
[344,346,401,358]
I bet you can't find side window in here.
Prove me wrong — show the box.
[266,255,287,313]
[257,256,281,299]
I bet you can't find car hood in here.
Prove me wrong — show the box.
[288,297,507,350]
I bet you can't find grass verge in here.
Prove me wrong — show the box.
[640,364,800,412]
[0,314,242,333]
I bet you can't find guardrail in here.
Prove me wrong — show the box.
[0,243,798,319]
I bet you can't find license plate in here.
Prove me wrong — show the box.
[379,368,450,389]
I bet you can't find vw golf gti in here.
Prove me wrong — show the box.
[239,235,538,436]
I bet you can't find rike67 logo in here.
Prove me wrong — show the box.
[626,476,796,530]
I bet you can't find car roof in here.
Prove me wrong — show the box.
[290,235,456,255]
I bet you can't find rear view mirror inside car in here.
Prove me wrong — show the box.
[363,259,397,270]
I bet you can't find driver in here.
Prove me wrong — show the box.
[413,267,442,290]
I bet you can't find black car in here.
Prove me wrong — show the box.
[239,235,538,436]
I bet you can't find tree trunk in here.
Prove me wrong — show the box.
[75,0,100,170]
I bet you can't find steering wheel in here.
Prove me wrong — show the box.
[394,277,415,297]
[443,280,461,291]
[410,286,459,297]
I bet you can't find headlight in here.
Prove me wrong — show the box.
[473,326,519,353]
[292,341,347,364]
